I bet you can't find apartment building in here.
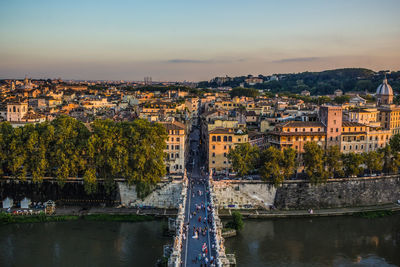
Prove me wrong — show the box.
[160,121,187,175]
[208,128,248,174]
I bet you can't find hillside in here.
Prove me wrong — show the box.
[198,68,400,95]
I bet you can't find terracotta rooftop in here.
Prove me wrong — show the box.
[278,121,325,128]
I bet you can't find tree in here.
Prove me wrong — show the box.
[303,142,327,184]
[282,148,297,180]
[260,146,284,186]
[363,151,383,175]
[389,134,400,154]
[227,143,259,177]
[381,145,399,174]
[342,152,364,177]
[325,146,344,178]
[227,211,244,232]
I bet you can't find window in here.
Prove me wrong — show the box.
[343,146,346,150]
[176,153,179,158]
[224,153,227,157]
[224,146,226,150]
[223,136,227,142]
[238,138,241,142]
[212,136,216,142]
[171,137,174,142]
[330,137,333,141]
[295,128,298,132]
[223,161,226,164]
[335,136,338,141]
[330,128,333,133]
[212,145,215,150]
[350,145,352,150]
[166,145,169,149]
[318,128,320,132]
[176,137,180,142]
[228,136,232,142]
[334,120,336,125]
[212,153,215,157]
[217,136,221,142]
[310,128,313,132]
[355,145,358,150]
[13,106,16,112]
[303,128,305,132]
[171,153,174,158]
[212,161,215,164]
[336,128,338,132]
[175,145,180,150]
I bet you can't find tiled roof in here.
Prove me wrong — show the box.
[278,121,325,128]
[342,121,366,127]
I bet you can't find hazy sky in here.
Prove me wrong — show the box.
[1,0,399,81]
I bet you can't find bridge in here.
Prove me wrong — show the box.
[168,127,234,266]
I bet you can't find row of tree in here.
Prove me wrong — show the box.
[228,136,400,186]
[0,116,167,196]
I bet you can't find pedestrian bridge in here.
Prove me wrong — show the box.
[168,171,235,267]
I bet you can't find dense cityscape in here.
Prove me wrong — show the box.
[1,1,400,267]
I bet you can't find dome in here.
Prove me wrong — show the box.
[376,77,393,96]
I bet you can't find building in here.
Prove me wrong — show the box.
[208,128,248,174]
[7,101,28,122]
[160,121,187,175]
[268,121,326,153]
[376,76,393,105]
[319,105,342,148]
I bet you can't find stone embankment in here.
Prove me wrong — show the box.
[213,175,400,210]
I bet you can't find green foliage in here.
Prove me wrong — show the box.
[354,210,393,218]
[226,211,244,232]
[260,146,284,185]
[389,134,400,153]
[342,152,364,177]
[380,145,400,174]
[198,68,400,95]
[229,87,259,98]
[227,143,259,176]
[0,117,167,198]
[325,146,344,178]
[303,142,328,184]
[333,95,350,104]
[0,212,79,225]
[363,151,383,175]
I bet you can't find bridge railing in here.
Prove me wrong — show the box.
[168,172,188,267]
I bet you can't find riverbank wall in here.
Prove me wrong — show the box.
[2,175,400,211]
[213,175,400,210]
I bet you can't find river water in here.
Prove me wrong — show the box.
[0,215,399,267]
[225,214,400,266]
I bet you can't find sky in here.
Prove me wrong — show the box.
[0,0,399,81]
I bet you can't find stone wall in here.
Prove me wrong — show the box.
[0,179,118,206]
[275,176,400,209]
[212,181,276,209]
[118,180,184,209]
[213,176,400,210]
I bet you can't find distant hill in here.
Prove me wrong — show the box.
[198,68,400,95]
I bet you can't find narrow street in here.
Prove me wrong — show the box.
[180,126,217,266]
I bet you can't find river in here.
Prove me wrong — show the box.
[0,215,399,266]
[225,214,400,266]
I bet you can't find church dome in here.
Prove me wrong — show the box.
[376,77,393,96]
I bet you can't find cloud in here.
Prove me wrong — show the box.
[166,59,212,63]
[165,58,247,64]
[272,57,321,63]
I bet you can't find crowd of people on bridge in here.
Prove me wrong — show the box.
[179,177,217,266]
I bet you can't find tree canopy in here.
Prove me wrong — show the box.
[0,116,167,196]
